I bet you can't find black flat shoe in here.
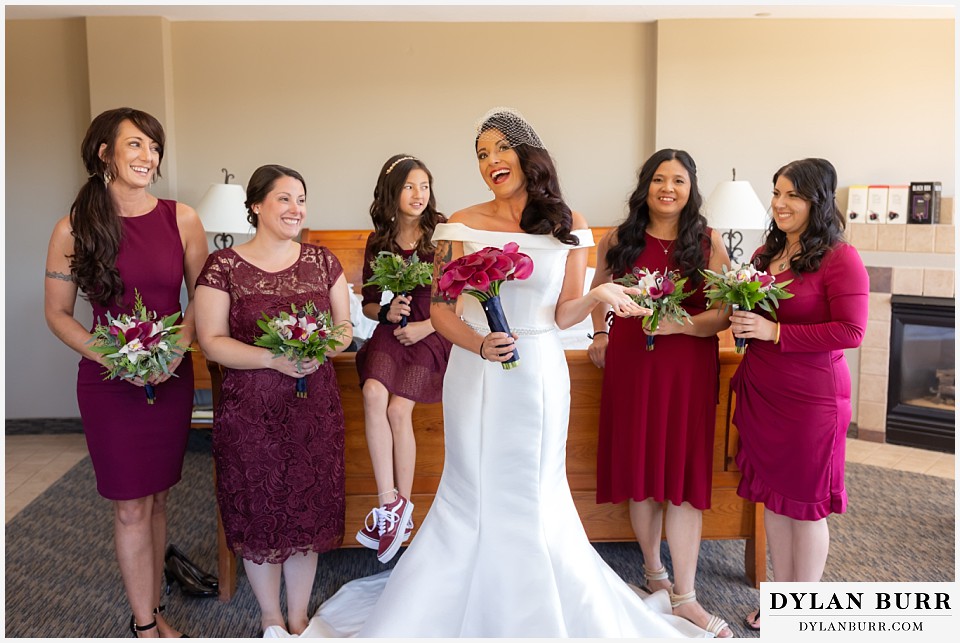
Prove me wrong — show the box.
[165,544,219,589]
[164,556,218,598]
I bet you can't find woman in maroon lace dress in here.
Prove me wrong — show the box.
[589,149,732,637]
[195,165,353,636]
[730,158,868,631]
[353,155,451,564]
[44,108,208,637]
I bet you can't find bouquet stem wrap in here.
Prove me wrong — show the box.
[398,291,409,328]
[296,377,307,397]
[144,383,156,404]
[731,304,748,354]
[481,295,519,370]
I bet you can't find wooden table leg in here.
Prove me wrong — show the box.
[744,502,766,588]
[214,461,238,602]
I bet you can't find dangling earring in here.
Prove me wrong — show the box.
[103,171,112,187]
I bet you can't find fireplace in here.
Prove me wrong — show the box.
[886,295,955,453]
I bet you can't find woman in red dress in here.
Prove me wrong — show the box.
[730,158,868,631]
[44,108,208,637]
[590,149,732,637]
[195,165,353,635]
[353,155,451,564]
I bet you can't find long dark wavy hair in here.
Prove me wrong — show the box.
[69,107,165,306]
[367,155,445,256]
[605,149,709,284]
[476,111,578,246]
[753,158,845,275]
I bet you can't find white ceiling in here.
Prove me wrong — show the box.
[4,2,955,22]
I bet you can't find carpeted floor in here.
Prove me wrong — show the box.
[4,431,954,638]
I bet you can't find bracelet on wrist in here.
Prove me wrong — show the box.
[377,304,391,324]
[588,330,609,340]
[774,322,782,345]
[479,340,487,360]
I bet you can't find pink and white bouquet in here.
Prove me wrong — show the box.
[87,290,189,404]
[701,263,794,353]
[254,301,348,397]
[615,268,693,351]
[438,242,534,369]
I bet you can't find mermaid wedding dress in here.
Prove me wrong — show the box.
[277,224,709,638]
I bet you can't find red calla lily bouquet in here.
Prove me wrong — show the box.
[87,290,190,404]
[615,268,693,351]
[438,242,534,369]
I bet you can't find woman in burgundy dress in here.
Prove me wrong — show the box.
[44,107,208,637]
[730,158,868,631]
[589,149,732,637]
[353,155,451,564]
[195,164,353,636]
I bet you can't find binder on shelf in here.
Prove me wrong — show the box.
[885,185,909,224]
[866,185,889,224]
[845,185,869,224]
[908,182,941,224]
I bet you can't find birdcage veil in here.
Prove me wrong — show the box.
[474,107,546,150]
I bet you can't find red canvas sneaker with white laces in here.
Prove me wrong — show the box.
[376,494,414,563]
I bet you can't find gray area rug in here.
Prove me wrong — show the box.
[4,431,954,638]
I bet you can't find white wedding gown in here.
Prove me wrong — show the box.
[276,224,709,638]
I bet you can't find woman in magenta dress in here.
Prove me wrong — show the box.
[730,158,868,631]
[589,149,732,637]
[195,165,353,636]
[352,155,451,564]
[44,107,208,637]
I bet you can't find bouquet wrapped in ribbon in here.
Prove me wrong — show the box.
[363,250,434,327]
[254,301,348,397]
[437,242,533,370]
[701,263,794,353]
[87,290,190,404]
[615,268,693,351]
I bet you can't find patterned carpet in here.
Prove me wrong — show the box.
[4,430,954,638]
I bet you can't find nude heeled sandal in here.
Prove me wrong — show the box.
[670,589,732,638]
[640,564,672,593]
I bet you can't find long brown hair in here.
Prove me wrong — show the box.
[606,149,709,284]
[69,107,165,305]
[367,155,445,256]
[753,158,845,275]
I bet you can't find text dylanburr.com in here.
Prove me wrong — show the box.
[761,582,956,640]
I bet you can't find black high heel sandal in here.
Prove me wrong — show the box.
[154,604,189,638]
[129,615,157,638]
[743,606,760,632]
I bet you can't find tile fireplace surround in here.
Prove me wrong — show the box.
[847,199,955,445]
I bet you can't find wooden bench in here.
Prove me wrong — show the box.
[202,228,764,601]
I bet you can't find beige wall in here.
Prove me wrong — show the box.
[6,19,92,418]
[170,21,653,229]
[4,15,955,418]
[656,19,955,203]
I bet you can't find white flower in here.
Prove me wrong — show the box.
[119,338,149,364]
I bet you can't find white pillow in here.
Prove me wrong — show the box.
[347,285,379,340]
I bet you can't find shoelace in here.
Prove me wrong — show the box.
[376,506,401,536]
[363,507,384,533]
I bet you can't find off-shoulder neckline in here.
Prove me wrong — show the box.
[435,222,592,236]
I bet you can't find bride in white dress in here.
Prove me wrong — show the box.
[284,108,711,638]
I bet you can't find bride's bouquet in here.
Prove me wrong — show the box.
[87,290,190,404]
[363,251,434,327]
[615,268,693,351]
[254,301,348,397]
[701,263,794,353]
[438,242,533,370]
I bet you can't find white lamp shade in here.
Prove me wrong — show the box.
[196,183,251,234]
[705,180,769,231]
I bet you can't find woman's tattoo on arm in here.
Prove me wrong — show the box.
[431,240,454,305]
[45,270,73,282]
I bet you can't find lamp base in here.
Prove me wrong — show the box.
[213,232,234,250]
[721,229,744,264]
